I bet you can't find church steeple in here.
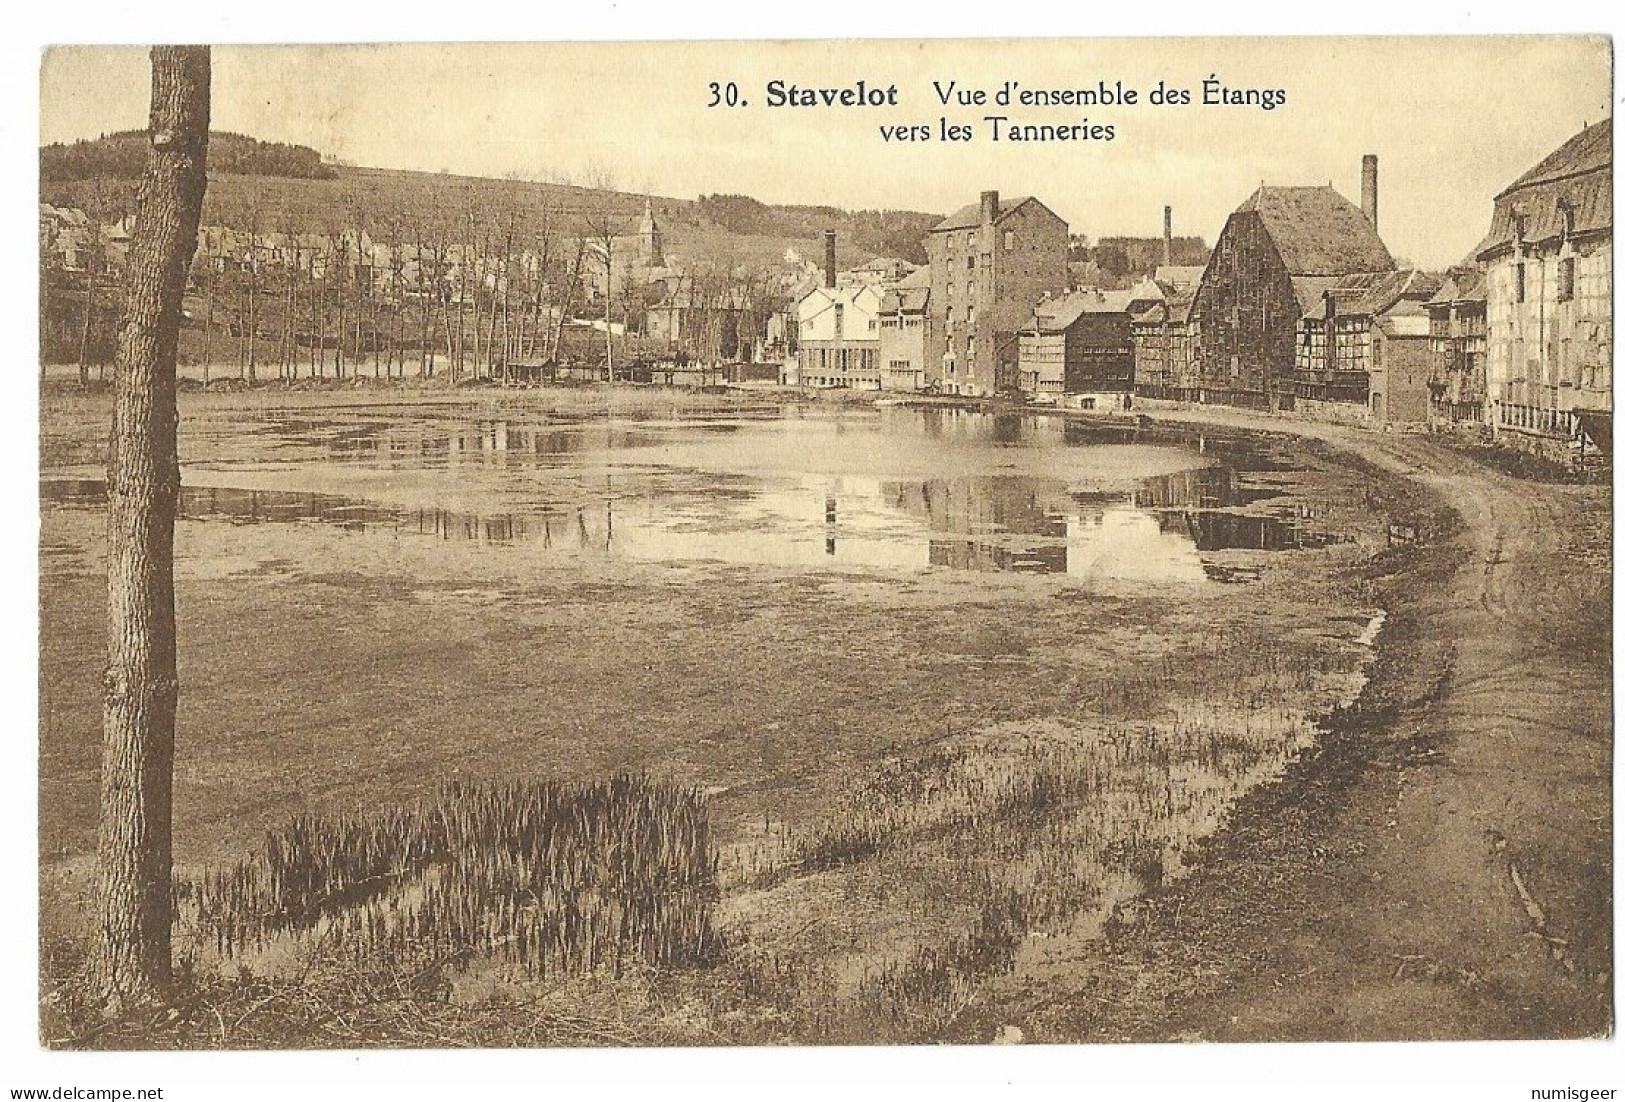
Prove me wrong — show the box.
[638,198,664,266]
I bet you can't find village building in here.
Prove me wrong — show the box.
[1132,292,1198,399]
[1017,289,1136,408]
[926,191,1069,396]
[645,279,745,362]
[877,267,931,391]
[1474,119,1611,452]
[1191,157,1394,410]
[1424,269,1489,425]
[791,232,884,389]
[1291,268,1440,424]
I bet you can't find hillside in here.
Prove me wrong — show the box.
[42,136,940,268]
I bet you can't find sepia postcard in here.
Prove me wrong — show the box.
[22,28,1617,1097]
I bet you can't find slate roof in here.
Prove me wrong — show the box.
[1026,290,1135,332]
[1295,269,1441,320]
[1426,268,1488,308]
[1476,120,1612,259]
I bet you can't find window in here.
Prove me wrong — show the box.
[1514,262,1526,304]
[967,306,975,325]
[967,281,976,298]
[1004,230,1015,250]
[967,256,975,270]
[839,348,849,371]
[945,306,954,326]
[967,231,977,249]
[967,335,976,358]
[1559,256,1576,302]
[834,303,844,339]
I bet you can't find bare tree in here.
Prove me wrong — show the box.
[77,179,110,388]
[551,237,589,366]
[580,171,635,379]
[244,189,262,384]
[193,241,216,389]
[93,45,209,1016]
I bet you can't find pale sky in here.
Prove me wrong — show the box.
[37,38,1614,273]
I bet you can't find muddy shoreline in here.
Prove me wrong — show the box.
[948,410,1612,1043]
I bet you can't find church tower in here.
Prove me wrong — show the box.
[638,198,664,266]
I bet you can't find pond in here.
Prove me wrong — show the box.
[43,405,1345,586]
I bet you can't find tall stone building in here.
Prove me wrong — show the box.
[925,191,1068,396]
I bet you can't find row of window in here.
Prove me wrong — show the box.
[1510,256,1579,304]
[943,230,1018,253]
[805,347,878,371]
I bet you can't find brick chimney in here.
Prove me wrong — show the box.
[824,230,837,289]
[1361,155,1378,233]
[980,190,999,224]
[1163,205,1173,266]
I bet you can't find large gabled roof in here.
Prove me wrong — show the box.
[1236,185,1395,277]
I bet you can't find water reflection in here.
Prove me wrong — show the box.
[42,458,1345,584]
[44,409,1349,586]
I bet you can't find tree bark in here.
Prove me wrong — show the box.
[93,44,209,1017]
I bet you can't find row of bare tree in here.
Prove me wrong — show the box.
[47,184,796,386]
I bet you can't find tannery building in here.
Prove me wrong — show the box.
[1017,289,1137,407]
[1474,119,1611,452]
[877,267,931,391]
[1291,268,1440,423]
[926,191,1069,396]
[792,232,883,389]
[1191,157,1395,410]
[1425,269,1489,425]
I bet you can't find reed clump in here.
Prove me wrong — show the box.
[178,774,721,982]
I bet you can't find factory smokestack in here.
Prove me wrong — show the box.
[1361,155,1379,233]
[1163,205,1173,266]
[824,230,837,289]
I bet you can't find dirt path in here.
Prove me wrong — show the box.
[968,420,1612,1042]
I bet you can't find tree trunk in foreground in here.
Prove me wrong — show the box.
[93,44,210,1017]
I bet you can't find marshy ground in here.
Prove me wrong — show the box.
[36,383,1611,1046]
